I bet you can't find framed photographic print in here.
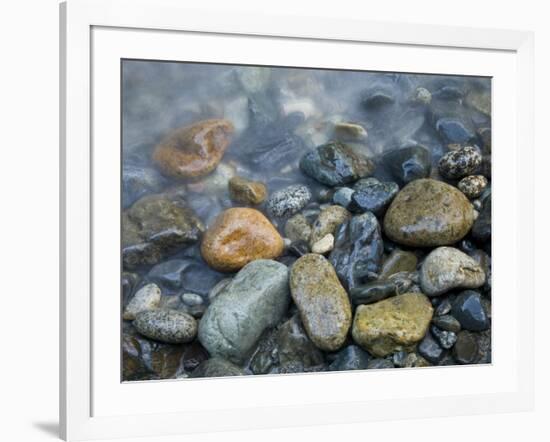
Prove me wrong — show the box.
[60,0,534,440]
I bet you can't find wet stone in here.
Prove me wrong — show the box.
[180,292,204,306]
[452,331,479,364]
[417,330,445,364]
[309,205,351,246]
[290,254,352,351]
[367,358,394,369]
[432,314,462,333]
[349,178,399,216]
[123,283,162,320]
[333,122,368,141]
[189,358,246,378]
[383,145,432,186]
[458,175,488,199]
[332,187,354,209]
[300,141,375,186]
[329,212,383,290]
[284,214,312,243]
[228,176,267,205]
[451,290,490,331]
[311,233,335,255]
[122,165,166,209]
[383,179,475,247]
[277,315,325,371]
[472,196,491,243]
[266,184,312,218]
[438,146,482,180]
[329,345,370,371]
[288,240,310,257]
[379,250,418,280]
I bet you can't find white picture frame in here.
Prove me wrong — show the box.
[60,0,534,440]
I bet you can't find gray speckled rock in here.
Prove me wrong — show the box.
[123,283,161,320]
[133,309,197,344]
[284,214,312,243]
[266,184,312,218]
[458,175,488,199]
[420,247,485,296]
[300,141,375,186]
[198,260,290,363]
[438,146,482,179]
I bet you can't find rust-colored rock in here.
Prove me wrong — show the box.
[201,208,284,272]
[153,119,234,179]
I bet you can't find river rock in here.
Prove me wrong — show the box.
[329,212,383,290]
[332,187,354,209]
[452,331,479,364]
[420,247,485,296]
[198,260,290,363]
[133,309,198,344]
[417,330,445,363]
[367,359,394,369]
[189,357,246,378]
[329,345,370,371]
[438,146,482,179]
[228,176,267,205]
[472,196,491,242]
[383,145,431,186]
[300,141,375,186]
[333,122,368,141]
[383,179,475,247]
[153,119,234,179]
[266,184,312,218]
[458,175,488,199]
[123,283,162,320]
[122,165,166,208]
[451,290,490,331]
[352,293,433,357]
[311,234,334,254]
[430,325,457,349]
[432,314,462,333]
[350,271,415,305]
[122,193,203,269]
[284,214,312,243]
[290,254,352,351]
[350,178,399,216]
[309,205,351,245]
[379,250,418,279]
[276,315,325,371]
[201,208,284,272]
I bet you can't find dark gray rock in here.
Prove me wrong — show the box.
[332,187,354,209]
[417,330,445,364]
[122,165,166,209]
[198,260,290,363]
[452,331,479,364]
[430,325,457,349]
[277,316,325,371]
[350,272,415,305]
[288,240,310,257]
[383,145,431,186]
[434,298,452,316]
[349,178,399,216]
[472,197,491,242]
[329,212,384,290]
[329,345,370,371]
[266,184,312,218]
[300,141,375,186]
[367,358,394,369]
[451,290,490,331]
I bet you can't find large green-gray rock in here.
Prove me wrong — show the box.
[290,254,352,351]
[383,179,475,247]
[198,260,290,363]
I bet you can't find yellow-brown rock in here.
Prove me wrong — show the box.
[201,208,284,272]
[352,293,433,357]
[153,119,234,179]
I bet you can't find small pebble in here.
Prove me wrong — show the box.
[123,283,161,320]
[181,293,204,306]
[267,184,312,218]
[458,175,488,199]
[432,314,462,333]
[438,146,482,179]
[311,233,335,254]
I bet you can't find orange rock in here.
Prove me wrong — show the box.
[201,208,284,272]
[153,119,234,179]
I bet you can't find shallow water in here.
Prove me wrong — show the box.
[121,60,491,381]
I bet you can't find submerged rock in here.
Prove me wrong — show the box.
[133,309,197,344]
[198,260,290,363]
[300,141,375,186]
[153,119,234,179]
[350,272,415,305]
[458,175,488,199]
[329,212,384,290]
[266,184,312,218]
[383,145,431,186]
[190,357,246,378]
[201,208,284,272]
[290,254,352,351]
[472,196,491,242]
[123,283,161,320]
[122,193,203,269]
[451,290,490,331]
[329,345,370,371]
[122,165,166,208]
[420,247,485,296]
[352,293,433,357]
[452,331,479,364]
[276,315,325,371]
[309,205,351,245]
[417,330,445,364]
[383,179,475,247]
[379,250,418,280]
[228,176,267,205]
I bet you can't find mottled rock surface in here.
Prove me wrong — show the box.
[123,283,161,320]
[383,179,475,247]
[383,145,431,186]
[266,184,312,218]
[189,357,246,378]
[290,254,352,351]
[309,205,351,245]
[134,309,198,344]
[228,176,267,205]
[438,146,482,180]
[352,293,433,357]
